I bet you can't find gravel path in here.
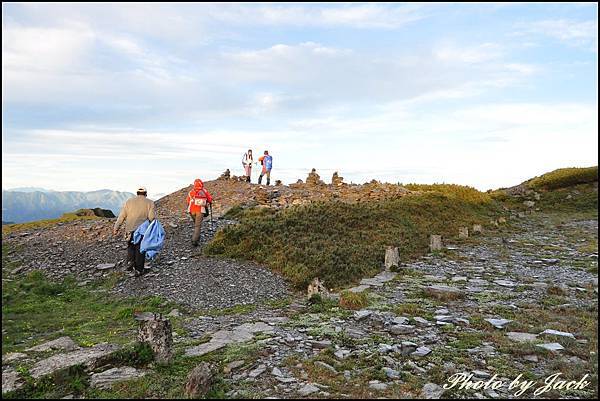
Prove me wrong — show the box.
[3,214,291,310]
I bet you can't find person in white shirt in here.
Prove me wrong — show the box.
[242,149,254,183]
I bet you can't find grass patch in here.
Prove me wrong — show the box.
[205,191,499,289]
[339,291,369,310]
[2,244,181,355]
[527,166,598,191]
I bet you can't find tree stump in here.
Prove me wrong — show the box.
[136,313,173,365]
[458,227,469,239]
[384,246,400,270]
[430,235,443,252]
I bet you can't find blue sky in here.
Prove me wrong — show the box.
[2,3,598,198]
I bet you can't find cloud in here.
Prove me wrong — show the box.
[523,19,598,50]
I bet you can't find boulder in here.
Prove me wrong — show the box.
[26,336,80,353]
[29,343,121,379]
[430,235,443,251]
[184,362,215,398]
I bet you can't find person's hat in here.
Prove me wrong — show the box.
[194,179,203,189]
[137,186,147,193]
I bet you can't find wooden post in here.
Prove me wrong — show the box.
[384,246,400,270]
[430,235,443,252]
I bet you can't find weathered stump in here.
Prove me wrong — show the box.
[429,235,443,252]
[384,246,400,270]
[136,313,173,365]
[472,224,483,234]
[458,227,469,239]
[184,362,215,398]
[307,278,329,298]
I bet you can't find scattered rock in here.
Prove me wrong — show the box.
[26,336,80,353]
[298,383,320,396]
[536,343,564,352]
[420,383,445,399]
[2,368,25,394]
[29,343,121,379]
[507,332,538,343]
[539,329,575,339]
[485,318,512,329]
[90,367,146,390]
[184,362,215,398]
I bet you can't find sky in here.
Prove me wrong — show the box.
[2,2,598,199]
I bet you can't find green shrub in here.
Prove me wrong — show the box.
[339,291,369,310]
[527,166,598,190]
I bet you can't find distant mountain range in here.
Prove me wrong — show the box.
[2,189,134,224]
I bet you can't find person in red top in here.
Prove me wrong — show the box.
[186,178,213,247]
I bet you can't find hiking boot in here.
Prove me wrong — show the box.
[192,240,199,247]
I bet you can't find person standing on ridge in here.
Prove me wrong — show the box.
[186,178,213,247]
[113,186,156,276]
[242,149,253,183]
[258,150,273,185]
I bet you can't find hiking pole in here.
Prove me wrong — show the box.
[209,203,214,231]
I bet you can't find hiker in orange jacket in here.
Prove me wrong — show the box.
[186,179,213,247]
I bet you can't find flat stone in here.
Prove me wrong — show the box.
[423,285,463,299]
[298,384,320,396]
[90,367,146,390]
[485,318,512,329]
[30,343,121,379]
[276,377,297,383]
[354,310,373,321]
[348,285,371,293]
[334,349,351,360]
[412,346,432,357]
[507,332,538,343]
[2,368,25,394]
[413,317,430,326]
[540,329,575,339]
[311,340,332,349]
[2,352,27,364]
[536,343,564,352]
[392,316,409,325]
[369,382,388,391]
[420,383,445,399]
[494,279,516,287]
[223,360,245,374]
[185,322,274,357]
[96,263,116,270]
[26,336,80,352]
[248,365,266,378]
[383,367,401,379]
[389,324,415,335]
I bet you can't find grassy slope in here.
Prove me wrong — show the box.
[2,213,101,236]
[205,187,500,290]
[490,166,598,219]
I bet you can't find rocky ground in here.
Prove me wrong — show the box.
[2,203,598,398]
